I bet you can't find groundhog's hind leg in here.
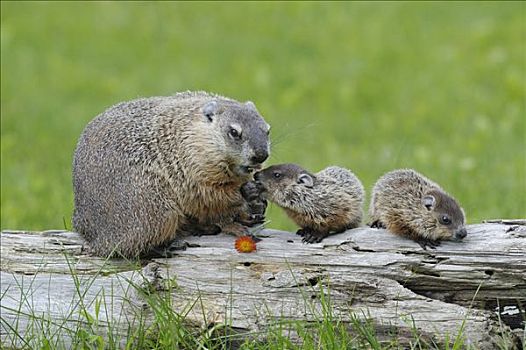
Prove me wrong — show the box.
[190,224,222,236]
[141,239,189,259]
[178,217,221,236]
[139,212,188,258]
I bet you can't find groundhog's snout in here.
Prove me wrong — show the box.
[455,227,467,240]
[253,169,270,184]
[250,149,269,165]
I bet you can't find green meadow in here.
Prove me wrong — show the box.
[1,1,525,231]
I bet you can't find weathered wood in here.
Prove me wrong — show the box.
[1,222,525,348]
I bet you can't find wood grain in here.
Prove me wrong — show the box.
[1,222,525,348]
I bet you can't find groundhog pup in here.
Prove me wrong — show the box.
[369,169,467,249]
[254,164,365,243]
[73,91,270,258]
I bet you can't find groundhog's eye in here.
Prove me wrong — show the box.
[229,128,241,140]
[273,172,281,179]
[439,215,451,225]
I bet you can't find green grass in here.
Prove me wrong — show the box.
[1,1,525,231]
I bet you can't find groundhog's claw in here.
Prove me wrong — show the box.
[238,199,267,227]
[416,238,441,250]
[369,220,386,229]
[301,229,329,244]
[296,229,306,237]
[237,210,266,227]
[250,213,266,224]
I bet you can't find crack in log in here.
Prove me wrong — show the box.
[350,246,376,253]
[394,264,526,332]
[483,219,526,225]
[409,265,441,277]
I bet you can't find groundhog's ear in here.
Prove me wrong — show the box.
[202,100,223,122]
[245,101,259,113]
[423,195,436,211]
[297,173,314,188]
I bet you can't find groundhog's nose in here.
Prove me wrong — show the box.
[251,150,269,164]
[455,227,467,240]
[254,171,262,181]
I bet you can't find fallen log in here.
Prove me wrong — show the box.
[1,221,525,348]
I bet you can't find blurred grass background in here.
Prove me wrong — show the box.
[1,1,525,232]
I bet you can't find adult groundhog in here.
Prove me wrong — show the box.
[369,169,467,249]
[254,164,365,243]
[73,91,270,258]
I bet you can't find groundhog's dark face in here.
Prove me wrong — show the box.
[255,164,315,207]
[202,100,270,179]
[423,190,467,241]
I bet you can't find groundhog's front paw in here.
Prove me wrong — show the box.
[240,181,265,201]
[416,238,441,250]
[236,210,266,227]
[301,231,329,243]
[248,198,267,215]
[369,220,386,229]
[237,195,267,227]
[301,229,329,244]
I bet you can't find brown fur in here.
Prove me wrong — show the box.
[73,92,270,257]
[255,164,364,243]
[369,169,467,246]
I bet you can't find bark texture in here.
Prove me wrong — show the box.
[1,221,525,348]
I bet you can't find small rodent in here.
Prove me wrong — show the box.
[254,163,365,243]
[73,91,270,258]
[369,169,467,249]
